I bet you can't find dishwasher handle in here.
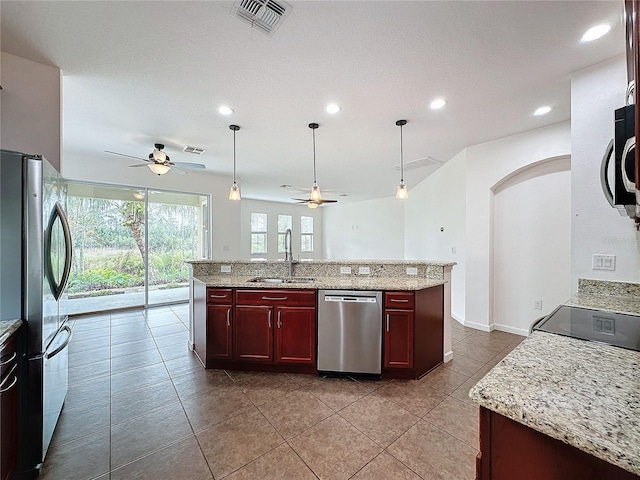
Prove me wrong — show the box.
[324,296,377,303]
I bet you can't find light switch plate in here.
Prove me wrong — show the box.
[340,266,352,274]
[220,265,231,273]
[592,254,616,271]
[406,267,418,275]
[358,266,370,275]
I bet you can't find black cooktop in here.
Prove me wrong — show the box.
[533,305,640,352]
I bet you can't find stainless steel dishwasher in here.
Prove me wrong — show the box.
[317,290,382,375]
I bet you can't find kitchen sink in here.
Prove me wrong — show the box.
[248,277,316,284]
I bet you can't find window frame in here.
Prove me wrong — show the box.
[250,212,268,255]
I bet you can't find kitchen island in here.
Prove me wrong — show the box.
[187,260,454,379]
[469,279,640,479]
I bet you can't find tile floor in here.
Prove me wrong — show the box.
[40,305,524,480]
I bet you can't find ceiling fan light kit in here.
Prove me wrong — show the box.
[148,163,171,176]
[395,119,409,200]
[229,124,241,201]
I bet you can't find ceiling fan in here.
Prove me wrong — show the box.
[292,123,337,208]
[105,143,206,176]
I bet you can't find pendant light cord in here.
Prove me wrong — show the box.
[400,123,404,183]
[233,128,237,183]
[312,127,317,183]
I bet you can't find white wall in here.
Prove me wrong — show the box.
[404,150,467,322]
[571,56,640,288]
[464,122,571,330]
[492,157,571,335]
[1,52,61,170]
[322,196,404,259]
[240,199,323,261]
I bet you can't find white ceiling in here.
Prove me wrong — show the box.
[1,1,625,204]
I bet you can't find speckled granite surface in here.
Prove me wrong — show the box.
[469,331,640,475]
[188,260,455,280]
[563,279,640,316]
[0,319,22,344]
[193,275,445,291]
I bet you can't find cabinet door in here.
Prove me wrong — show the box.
[235,305,273,362]
[384,309,414,369]
[207,305,233,361]
[0,364,19,480]
[275,307,316,365]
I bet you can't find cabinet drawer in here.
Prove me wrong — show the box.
[206,288,233,305]
[235,289,316,307]
[0,334,18,379]
[384,292,415,310]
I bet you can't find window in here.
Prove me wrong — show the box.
[250,213,268,254]
[277,214,292,253]
[301,216,314,252]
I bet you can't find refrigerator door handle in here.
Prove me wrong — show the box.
[45,202,73,300]
[44,325,72,360]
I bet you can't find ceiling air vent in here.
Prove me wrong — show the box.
[391,156,441,171]
[232,0,292,36]
[183,145,206,155]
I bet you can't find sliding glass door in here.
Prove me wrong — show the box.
[65,182,209,315]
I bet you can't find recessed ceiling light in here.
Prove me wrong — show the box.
[580,23,611,43]
[429,98,447,110]
[325,104,341,114]
[218,105,234,115]
[534,106,553,116]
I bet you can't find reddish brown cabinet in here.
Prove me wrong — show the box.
[477,406,640,480]
[234,289,316,367]
[192,284,233,367]
[0,327,21,480]
[382,287,444,379]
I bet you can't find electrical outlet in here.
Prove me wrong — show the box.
[222,244,229,252]
[406,267,418,275]
[358,266,370,275]
[451,246,456,254]
[220,265,231,273]
[340,266,352,274]
[534,300,542,310]
[592,254,616,271]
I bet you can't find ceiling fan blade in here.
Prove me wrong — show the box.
[172,166,187,174]
[128,164,150,168]
[105,150,149,162]
[318,199,338,204]
[171,162,206,170]
[292,198,311,202]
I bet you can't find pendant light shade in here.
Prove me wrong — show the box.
[395,119,408,200]
[308,123,322,202]
[229,125,241,201]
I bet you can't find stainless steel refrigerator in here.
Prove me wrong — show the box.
[0,150,73,477]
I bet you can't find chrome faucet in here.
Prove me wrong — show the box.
[284,228,297,277]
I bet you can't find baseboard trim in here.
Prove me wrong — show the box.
[444,350,453,363]
[463,320,492,332]
[492,323,529,337]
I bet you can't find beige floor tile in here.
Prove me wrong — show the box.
[352,452,421,480]
[110,362,171,395]
[111,379,180,424]
[68,359,110,385]
[110,348,163,374]
[452,340,497,363]
[110,401,193,469]
[110,436,213,480]
[196,409,284,479]
[303,376,377,411]
[424,396,479,448]
[374,380,446,417]
[164,352,207,378]
[339,395,419,447]
[50,398,110,446]
[450,377,482,406]
[461,333,514,353]
[420,365,469,394]
[64,375,110,410]
[237,374,300,406]
[257,389,333,439]
[39,428,110,480]
[387,420,477,480]
[472,363,496,380]
[182,388,255,433]
[224,443,316,480]
[172,368,236,400]
[441,354,485,377]
[289,414,382,480]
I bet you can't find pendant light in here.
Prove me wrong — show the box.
[395,119,408,199]
[309,123,322,204]
[229,125,241,201]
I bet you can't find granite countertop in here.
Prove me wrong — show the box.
[193,275,446,291]
[0,319,23,344]
[469,286,640,476]
[188,259,457,267]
